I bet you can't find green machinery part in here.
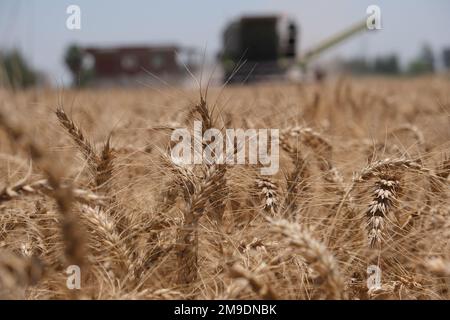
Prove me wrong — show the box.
[299,19,368,69]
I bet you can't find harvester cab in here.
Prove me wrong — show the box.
[221,15,298,83]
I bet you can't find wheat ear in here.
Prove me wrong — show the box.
[95,136,115,193]
[55,107,99,172]
[177,164,226,284]
[255,177,279,214]
[269,218,346,299]
[366,175,400,248]
[229,263,278,300]
[0,178,107,205]
[80,205,135,279]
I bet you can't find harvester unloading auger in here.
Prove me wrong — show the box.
[220,15,367,83]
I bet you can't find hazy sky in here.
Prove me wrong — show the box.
[1,0,449,85]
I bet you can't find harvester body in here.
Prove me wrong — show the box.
[221,14,367,83]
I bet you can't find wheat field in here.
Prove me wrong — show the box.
[0,76,449,300]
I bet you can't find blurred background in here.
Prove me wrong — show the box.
[1,0,449,89]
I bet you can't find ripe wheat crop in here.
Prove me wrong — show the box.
[0,76,449,299]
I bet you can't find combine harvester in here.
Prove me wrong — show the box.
[220,15,368,83]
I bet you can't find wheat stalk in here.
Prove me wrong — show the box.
[280,128,310,215]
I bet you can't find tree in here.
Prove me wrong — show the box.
[0,50,38,89]
[408,44,435,75]
[442,48,450,70]
[342,57,373,75]
[65,44,83,76]
[64,44,93,87]
[373,54,400,75]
